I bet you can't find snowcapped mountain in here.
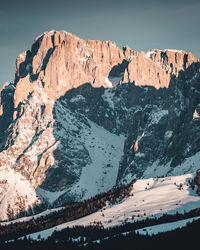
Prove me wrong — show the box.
[0,30,200,220]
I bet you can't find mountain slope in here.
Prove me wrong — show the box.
[8,173,200,241]
[0,30,200,219]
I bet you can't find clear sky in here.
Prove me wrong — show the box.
[0,0,199,87]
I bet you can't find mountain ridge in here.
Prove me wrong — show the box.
[0,30,200,220]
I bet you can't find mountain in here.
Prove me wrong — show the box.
[0,30,200,220]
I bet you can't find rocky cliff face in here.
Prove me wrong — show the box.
[122,49,197,88]
[0,29,199,220]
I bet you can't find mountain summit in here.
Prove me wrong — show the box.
[0,30,199,220]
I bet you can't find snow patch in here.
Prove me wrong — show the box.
[69,95,86,103]
[142,160,172,178]
[150,109,168,125]
[171,151,200,176]
[164,130,173,139]
[146,50,156,58]
[105,77,113,88]
[102,89,115,109]
[37,188,67,204]
[164,49,183,53]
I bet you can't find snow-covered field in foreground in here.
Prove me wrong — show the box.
[19,173,200,240]
[136,216,200,236]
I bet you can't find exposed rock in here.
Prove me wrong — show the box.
[194,170,200,195]
[14,30,126,105]
[122,49,197,88]
[0,30,199,219]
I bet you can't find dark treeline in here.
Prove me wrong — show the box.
[0,182,134,241]
[1,217,200,250]
[46,207,200,244]
[1,178,200,250]
[85,218,200,250]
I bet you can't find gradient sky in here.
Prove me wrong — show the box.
[0,0,200,87]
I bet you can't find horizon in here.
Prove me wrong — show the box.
[0,0,200,87]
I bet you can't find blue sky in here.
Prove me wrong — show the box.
[0,0,199,86]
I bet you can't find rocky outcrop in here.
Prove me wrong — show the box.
[122,49,197,88]
[194,170,200,195]
[14,30,127,106]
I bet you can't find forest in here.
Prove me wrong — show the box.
[0,177,200,250]
[0,181,134,241]
[1,215,200,250]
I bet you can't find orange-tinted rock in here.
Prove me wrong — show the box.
[122,49,197,88]
[14,30,126,108]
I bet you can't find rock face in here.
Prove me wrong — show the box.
[117,61,200,183]
[0,29,200,219]
[122,49,197,88]
[194,170,200,195]
[14,30,127,104]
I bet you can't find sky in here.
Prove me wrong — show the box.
[0,0,200,87]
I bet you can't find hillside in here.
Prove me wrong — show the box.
[0,30,200,221]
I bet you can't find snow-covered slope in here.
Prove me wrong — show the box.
[0,166,40,221]
[37,117,125,204]
[0,207,64,226]
[68,120,125,199]
[136,216,200,236]
[17,173,200,240]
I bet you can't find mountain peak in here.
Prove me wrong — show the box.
[0,30,199,220]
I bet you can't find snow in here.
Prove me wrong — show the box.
[20,173,200,240]
[0,166,40,221]
[69,95,85,103]
[49,101,125,203]
[143,150,200,178]
[37,188,67,204]
[135,152,145,158]
[171,151,200,176]
[105,77,113,88]
[102,89,115,109]
[164,130,173,139]
[48,30,56,34]
[108,72,124,87]
[146,51,156,58]
[149,109,168,125]
[0,207,64,226]
[145,49,184,57]
[19,52,26,59]
[78,56,88,63]
[136,216,200,236]
[135,81,140,86]
[71,119,125,200]
[142,160,172,178]
[164,49,183,53]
